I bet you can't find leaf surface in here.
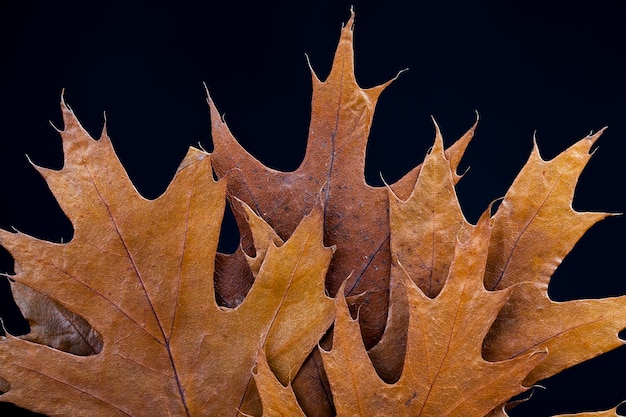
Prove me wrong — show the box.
[482,132,626,384]
[254,348,307,417]
[0,101,334,417]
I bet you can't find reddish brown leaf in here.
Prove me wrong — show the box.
[208,9,475,348]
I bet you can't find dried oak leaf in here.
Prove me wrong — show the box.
[0,100,334,417]
[255,210,546,417]
[208,9,474,347]
[482,131,626,385]
[253,347,307,417]
[368,125,626,407]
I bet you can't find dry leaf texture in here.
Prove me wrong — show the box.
[0,100,334,417]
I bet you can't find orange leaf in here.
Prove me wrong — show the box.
[485,132,610,291]
[0,101,334,416]
[482,132,626,384]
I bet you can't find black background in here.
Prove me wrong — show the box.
[0,1,625,416]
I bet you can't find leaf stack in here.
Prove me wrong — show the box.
[1,10,624,417]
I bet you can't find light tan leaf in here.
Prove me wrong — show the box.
[9,282,102,356]
[482,132,626,384]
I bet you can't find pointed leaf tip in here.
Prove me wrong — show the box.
[344,7,356,31]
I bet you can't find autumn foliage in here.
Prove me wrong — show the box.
[1,10,625,417]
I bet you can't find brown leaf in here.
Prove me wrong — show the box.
[208,9,475,348]
[482,131,626,384]
[289,349,335,417]
[0,101,334,416]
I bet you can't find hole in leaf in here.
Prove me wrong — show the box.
[217,198,240,254]
[0,246,29,337]
[213,199,254,309]
[0,279,30,337]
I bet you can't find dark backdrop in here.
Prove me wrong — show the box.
[0,1,624,416]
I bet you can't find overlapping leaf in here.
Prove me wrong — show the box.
[554,405,625,417]
[366,125,626,404]
[0,9,624,417]
[0,101,334,416]
[208,9,475,347]
[255,211,545,416]
[7,281,103,356]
